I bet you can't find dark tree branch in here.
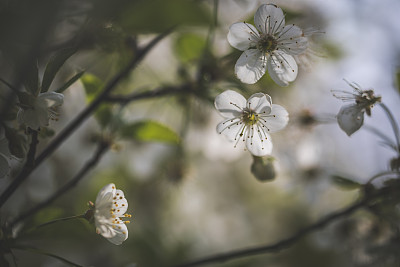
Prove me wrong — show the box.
[104,83,194,104]
[8,140,109,229]
[0,29,173,208]
[172,185,399,267]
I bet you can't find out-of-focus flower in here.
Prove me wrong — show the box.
[94,183,131,245]
[227,4,307,85]
[332,81,381,136]
[215,90,289,156]
[17,92,64,130]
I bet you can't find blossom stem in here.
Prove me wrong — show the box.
[379,103,400,152]
[0,29,173,209]
[36,214,85,229]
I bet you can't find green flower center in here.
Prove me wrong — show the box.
[257,35,277,52]
[242,109,259,125]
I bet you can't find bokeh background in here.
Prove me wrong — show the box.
[1,0,400,266]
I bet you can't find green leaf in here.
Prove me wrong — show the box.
[81,73,113,128]
[3,126,27,158]
[41,47,77,93]
[81,73,104,100]
[331,175,362,190]
[55,70,85,93]
[119,121,180,144]
[174,33,206,63]
[396,68,400,94]
[23,61,40,96]
[251,156,276,182]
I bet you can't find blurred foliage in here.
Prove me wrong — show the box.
[119,121,180,144]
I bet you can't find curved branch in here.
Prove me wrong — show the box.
[172,186,398,267]
[9,140,109,229]
[0,29,173,208]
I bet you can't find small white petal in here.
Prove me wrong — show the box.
[245,126,273,156]
[217,118,244,142]
[95,183,116,208]
[254,4,285,35]
[17,109,42,130]
[227,22,259,51]
[214,90,246,118]
[267,52,298,86]
[107,224,128,245]
[337,104,364,136]
[247,93,272,114]
[235,49,266,84]
[260,104,289,132]
[277,25,307,55]
[39,92,64,108]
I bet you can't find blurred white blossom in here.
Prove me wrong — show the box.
[215,90,289,156]
[227,4,307,85]
[94,183,131,245]
[17,92,64,130]
[333,81,381,136]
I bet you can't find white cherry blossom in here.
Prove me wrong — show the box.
[332,81,381,136]
[227,4,307,85]
[94,183,131,245]
[17,92,64,130]
[215,90,289,156]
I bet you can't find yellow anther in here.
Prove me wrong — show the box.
[124,221,130,224]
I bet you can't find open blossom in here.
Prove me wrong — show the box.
[227,4,307,85]
[94,183,131,245]
[332,81,381,136]
[17,92,64,130]
[215,90,289,156]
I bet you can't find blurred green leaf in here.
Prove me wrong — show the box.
[38,127,55,138]
[81,73,104,100]
[41,47,77,93]
[119,121,180,144]
[81,73,113,128]
[3,126,27,158]
[23,61,40,96]
[251,156,276,182]
[396,68,400,94]
[331,175,361,190]
[55,71,85,93]
[174,33,206,63]
[117,0,210,33]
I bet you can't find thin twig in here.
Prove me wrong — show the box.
[171,186,398,267]
[379,103,400,152]
[104,83,193,104]
[0,29,172,208]
[36,214,85,229]
[9,140,109,229]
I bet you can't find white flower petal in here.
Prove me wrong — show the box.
[95,183,116,208]
[227,22,259,51]
[95,222,116,238]
[247,93,272,114]
[267,52,298,86]
[107,223,128,245]
[245,125,273,156]
[254,4,285,35]
[235,49,266,84]
[214,90,246,118]
[260,104,289,132]
[17,109,42,130]
[39,92,64,107]
[277,25,307,55]
[217,118,244,142]
[337,104,364,136]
